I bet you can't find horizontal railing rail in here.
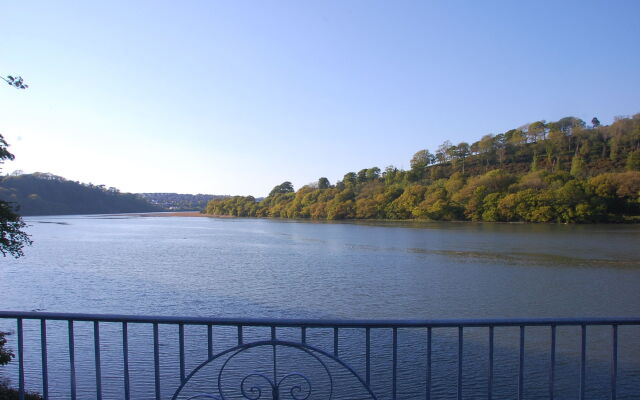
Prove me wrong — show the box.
[2,311,640,327]
[1,311,638,400]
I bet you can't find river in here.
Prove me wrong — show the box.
[1,215,639,399]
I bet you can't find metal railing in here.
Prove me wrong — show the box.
[1,311,639,399]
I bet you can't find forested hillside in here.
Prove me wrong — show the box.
[206,114,640,223]
[0,173,160,216]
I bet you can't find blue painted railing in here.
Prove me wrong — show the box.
[1,311,639,399]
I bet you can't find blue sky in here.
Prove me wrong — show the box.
[1,1,639,196]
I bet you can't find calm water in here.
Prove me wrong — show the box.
[1,215,640,399]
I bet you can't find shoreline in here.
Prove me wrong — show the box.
[138,211,234,218]
[138,212,640,224]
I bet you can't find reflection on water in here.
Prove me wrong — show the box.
[0,216,639,398]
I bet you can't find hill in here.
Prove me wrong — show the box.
[206,114,640,223]
[0,173,160,216]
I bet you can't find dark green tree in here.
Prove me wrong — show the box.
[317,177,331,189]
[0,331,13,365]
[0,134,32,257]
[268,181,294,197]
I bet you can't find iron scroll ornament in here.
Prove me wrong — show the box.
[171,340,378,400]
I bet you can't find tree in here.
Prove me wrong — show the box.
[627,150,640,171]
[436,141,453,163]
[570,156,586,178]
[0,331,13,365]
[342,172,357,187]
[454,142,470,173]
[317,177,331,189]
[478,134,495,168]
[0,134,32,257]
[365,167,381,181]
[409,150,434,177]
[592,117,601,128]
[268,181,294,197]
[356,169,368,184]
[528,121,547,141]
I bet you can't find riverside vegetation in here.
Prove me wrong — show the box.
[206,114,640,223]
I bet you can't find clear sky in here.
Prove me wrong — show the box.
[1,1,639,196]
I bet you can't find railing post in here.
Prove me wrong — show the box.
[458,326,463,400]
[366,327,371,388]
[426,327,432,400]
[179,323,185,383]
[488,326,494,400]
[68,320,76,400]
[17,318,24,400]
[153,323,161,400]
[40,319,48,400]
[550,325,556,400]
[392,327,397,400]
[94,321,102,400]
[123,322,130,400]
[207,324,213,359]
[519,325,525,400]
[580,324,586,400]
[611,324,618,400]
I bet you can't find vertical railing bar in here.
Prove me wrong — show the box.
[611,324,617,400]
[426,327,432,400]
[179,323,185,383]
[271,326,277,389]
[94,321,102,400]
[334,327,338,357]
[68,320,76,400]
[580,324,586,400]
[237,325,243,345]
[207,324,213,359]
[17,318,24,400]
[365,327,371,388]
[488,325,494,400]
[458,326,463,400]
[392,327,397,400]
[301,326,306,345]
[550,325,556,400]
[153,323,161,400]
[518,325,525,400]
[122,322,130,400]
[40,319,49,400]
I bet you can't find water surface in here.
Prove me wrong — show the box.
[1,216,639,399]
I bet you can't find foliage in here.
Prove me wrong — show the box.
[0,380,43,400]
[0,135,32,257]
[0,333,42,399]
[206,113,640,223]
[0,332,13,366]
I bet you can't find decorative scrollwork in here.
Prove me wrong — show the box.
[278,373,311,400]
[172,340,376,400]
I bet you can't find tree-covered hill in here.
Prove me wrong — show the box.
[206,114,640,223]
[0,173,160,216]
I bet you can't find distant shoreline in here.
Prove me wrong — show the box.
[138,211,234,218]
